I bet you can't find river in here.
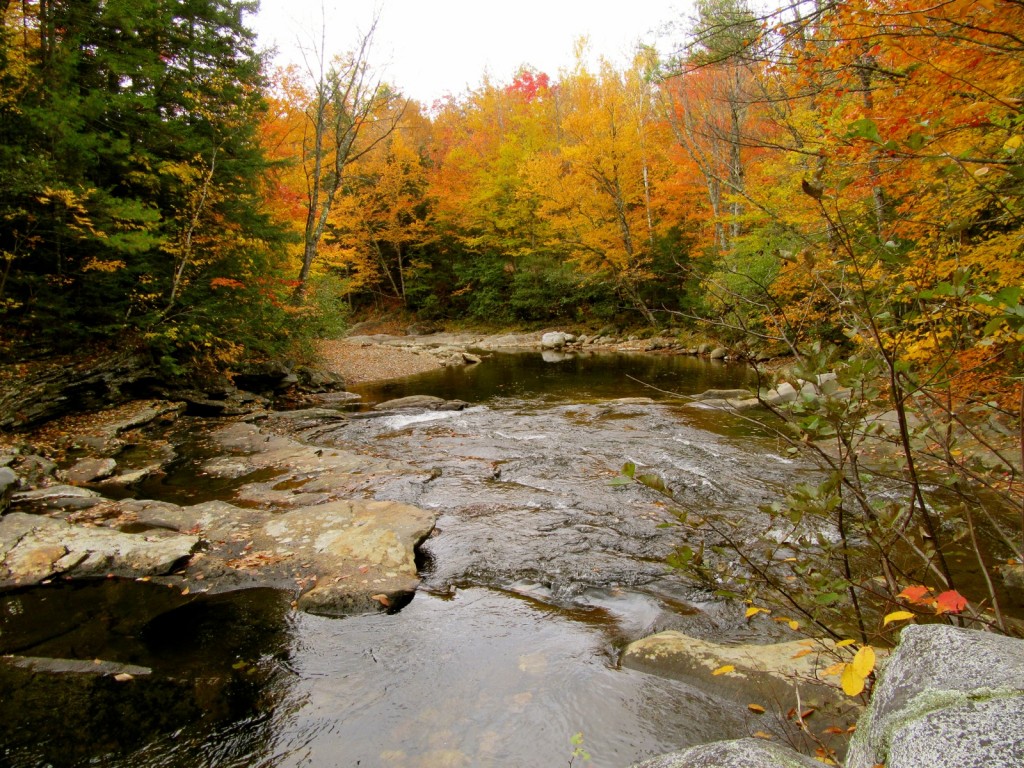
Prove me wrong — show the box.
[2,351,823,768]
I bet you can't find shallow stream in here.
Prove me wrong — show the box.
[2,351,824,768]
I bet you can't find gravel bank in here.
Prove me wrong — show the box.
[317,340,444,385]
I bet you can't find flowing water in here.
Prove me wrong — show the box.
[2,351,825,768]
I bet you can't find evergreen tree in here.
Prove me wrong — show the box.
[0,0,287,365]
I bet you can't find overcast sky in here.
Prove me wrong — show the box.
[249,1,691,105]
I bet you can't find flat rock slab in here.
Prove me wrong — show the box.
[140,497,437,615]
[64,457,117,483]
[265,499,435,616]
[0,512,198,586]
[630,738,822,768]
[11,484,105,512]
[847,624,1024,768]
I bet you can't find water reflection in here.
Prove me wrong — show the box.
[228,588,754,768]
[350,351,757,409]
[0,583,296,767]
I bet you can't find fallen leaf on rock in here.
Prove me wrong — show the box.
[748,703,766,713]
[712,664,735,676]
[371,593,391,608]
[226,550,287,570]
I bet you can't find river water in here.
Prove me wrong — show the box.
[2,351,823,768]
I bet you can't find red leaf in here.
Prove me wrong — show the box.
[934,590,968,614]
[897,585,931,603]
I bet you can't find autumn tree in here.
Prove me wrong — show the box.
[662,0,1024,639]
[524,51,672,325]
[293,20,406,301]
[320,100,435,305]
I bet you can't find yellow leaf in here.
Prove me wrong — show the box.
[840,663,865,696]
[1004,135,1022,150]
[745,606,763,618]
[851,646,876,678]
[822,662,846,676]
[748,703,766,713]
[883,610,915,626]
[712,664,735,676]
[788,619,800,631]
[835,639,856,648]
[791,649,813,659]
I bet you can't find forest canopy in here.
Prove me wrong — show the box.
[2,0,1022,403]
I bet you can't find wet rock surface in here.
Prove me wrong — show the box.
[0,511,198,586]
[1,403,438,617]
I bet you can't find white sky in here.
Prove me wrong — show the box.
[249,1,691,105]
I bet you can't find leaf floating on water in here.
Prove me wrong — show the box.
[712,664,735,676]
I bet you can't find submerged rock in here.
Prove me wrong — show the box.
[691,388,752,401]
[621,630,855,718]
[373,395,467,411]
[629,738,821,768]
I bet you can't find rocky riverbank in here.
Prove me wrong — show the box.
[2,332,1023,767]
[0,398,449,616]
